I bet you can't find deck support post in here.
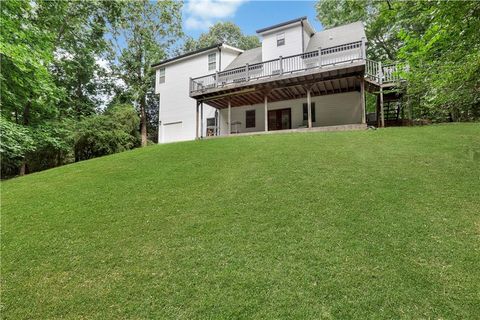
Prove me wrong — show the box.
[378,61,385,128]
[264,94,268,132]
[158,94,162,144]
[307,88,312,128]
[195,101,200,140]
[360,79,366,124]
[200,102,204,138]
[379,87,385,128]
[228,100,231,135]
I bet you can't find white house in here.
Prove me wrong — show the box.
[153,17,402,143]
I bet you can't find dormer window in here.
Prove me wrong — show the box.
[277,32,285,46]
[159,67,165,84]
[208,53,216,71]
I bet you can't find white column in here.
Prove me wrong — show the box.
[360,80,366,124]
[228,100,231,135]
[195,102,199,139]
[200,102,204,138]
[307,88,312,128]
[264,94,268,132]
[157,94,162,143]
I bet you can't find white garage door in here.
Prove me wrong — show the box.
[162,121,183,143]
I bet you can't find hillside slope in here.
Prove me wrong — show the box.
[2,124,480,319]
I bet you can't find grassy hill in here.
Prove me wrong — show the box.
[2,124,480,319]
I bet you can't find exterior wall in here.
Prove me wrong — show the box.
[218,91,362,135]
[261,24,304,61]
[155,48,240,143]
[303,29,311,52]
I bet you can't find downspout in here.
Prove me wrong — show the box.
[218,45,222,71]
[301,20,305,52]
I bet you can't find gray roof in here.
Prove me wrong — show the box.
[306,21,366,52]
[223,22,366,70]
[225,47,262,70]
[256,16,307,34]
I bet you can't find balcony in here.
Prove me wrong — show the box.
[189,40,405,99]
[190,41,366,96]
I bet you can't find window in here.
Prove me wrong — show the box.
[246,110,255,128]
[159,67,165,84]
[303,102,316,122]
[208,53,216,71]
[277,32,285,46]
[206,117,216,127]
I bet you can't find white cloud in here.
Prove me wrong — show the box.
[184,0,248,31]
[185,16,213,31]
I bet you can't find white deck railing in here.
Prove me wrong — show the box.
[190,40,404,95]
[190,40,366,94]
[365,59,406,84]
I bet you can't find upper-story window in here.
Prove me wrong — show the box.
[277,32,285,46]
[208,53,216,71]
[159,67,165,84]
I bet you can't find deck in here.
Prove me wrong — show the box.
[190,40,405,106]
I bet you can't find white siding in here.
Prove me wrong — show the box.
[155,47,241,143]
[303,29,311,52]
[219,91,362,135]
[261,24,304,61]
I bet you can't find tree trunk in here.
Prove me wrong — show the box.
[19,163,27,176]
[19,101,31,176]
[140,94,147,147]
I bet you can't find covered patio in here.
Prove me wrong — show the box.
[193,61,368,138]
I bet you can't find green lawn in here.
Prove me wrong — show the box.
[2,123,480,319]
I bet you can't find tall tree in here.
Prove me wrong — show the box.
[182,22,260,53]
[1,0,64,174]
[112,0,182,146]
[51,1,120,118]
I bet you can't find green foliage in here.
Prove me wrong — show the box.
[0,0,181,176]
[51,1,120,118]
[0,0,61,124]
[0,117,73,177]
[74,104,140,161]
[182,22,260,53]
[0,117,35,174]
[397,1,480,121]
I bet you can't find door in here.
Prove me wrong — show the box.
[268,108,291,131]
[163,121,183,142]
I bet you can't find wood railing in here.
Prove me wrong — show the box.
[365,59,406,85]
[189,39,404,95]
[190,40,366,94]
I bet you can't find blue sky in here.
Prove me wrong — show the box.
[183,0,323,39]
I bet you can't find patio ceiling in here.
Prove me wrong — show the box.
[197,64,365,109]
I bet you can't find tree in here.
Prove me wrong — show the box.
[398,1,480,121]
[111,0,182,147]
[182,22,260,53]
[51,1,120,119]
[74,104,140,161]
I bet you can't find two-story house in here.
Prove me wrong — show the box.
[153,17,402,143]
